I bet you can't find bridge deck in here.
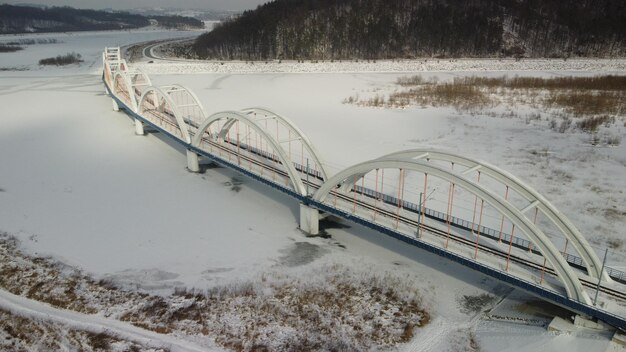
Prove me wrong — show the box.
[103,76,626,331]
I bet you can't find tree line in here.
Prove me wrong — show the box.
[192,0,626,60]
[0,5,203,34]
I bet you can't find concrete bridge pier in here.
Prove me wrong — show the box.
[134,118,145,135]
[112,99,119,112]
[186,149,200,172]
[300,204,319,235]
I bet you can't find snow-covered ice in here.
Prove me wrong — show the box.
[1,29,624,351]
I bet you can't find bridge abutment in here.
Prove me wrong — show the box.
[186,150,200,172]
[134,118,145,135]
[112,99,119,112]
[300,204,319,235]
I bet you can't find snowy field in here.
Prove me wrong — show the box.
[1,29,625,351]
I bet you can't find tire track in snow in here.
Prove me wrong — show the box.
[0,289,220,352]
[403,311,486,352]
[403,317,453,352]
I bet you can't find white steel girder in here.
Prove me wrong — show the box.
[166,84,208,119]
[312,158,592,304]
[192,111,308,196]
[113,72,138,112]
[138,86,192,144]
[241,107,329,181]
[376,149,608,282]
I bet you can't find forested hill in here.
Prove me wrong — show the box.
[0,5,204,34]
[192,0,626,60]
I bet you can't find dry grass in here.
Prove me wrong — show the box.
[0,308,166,352]
[393,83,493,111]
[345,74,626,134]
[349,77,493,111]
[545,92,624,117]
[38,52,83,66]
[454,75,626,91]
[0,44,23,53]
[0,232,430,352]
[575,115,614,132]
[121,268,430,351]
[396,75,437,86]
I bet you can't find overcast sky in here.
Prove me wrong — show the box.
[5,0,269,11]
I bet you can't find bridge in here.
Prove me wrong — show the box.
[102,47,626,330]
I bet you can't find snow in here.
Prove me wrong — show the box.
[145,70,626,264]
[0,29,624,351]
[135,57,626,75]
[477,319,613,352]
[0,289,220,352]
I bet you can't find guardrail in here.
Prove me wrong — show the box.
[350,184,626,284]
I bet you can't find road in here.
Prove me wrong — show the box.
[142,37,198,61]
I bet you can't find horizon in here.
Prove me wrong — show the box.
[1,0,269,11]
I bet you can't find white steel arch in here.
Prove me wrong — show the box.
[128,69,152,90]
[103,60,121,90]
[113,72,138,112]
[313,158,592,304]
[192,111,308,196]
[376,149,607,281]
[103,60,114,88]
[241,107,329,181]
[138,86,192,144]
[161,84,208,128]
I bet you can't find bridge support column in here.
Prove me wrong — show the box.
[186,150,200,173]
[300,204,319,235]
[134,118,144,135]
[112,98,119,112]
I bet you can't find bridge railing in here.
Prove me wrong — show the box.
[227,139,626,284]
[348,184,626,284]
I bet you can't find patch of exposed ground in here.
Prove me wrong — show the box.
[444,327,481,352]
[458,293,495,315]
[278,241,328,267]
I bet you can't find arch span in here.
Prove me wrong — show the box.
[375,149,607,281]
[161,84,208,127]
[313,158,592,304]
[129,69,152,89]
[113,72,138,112]
[138,86,192,144]
[102,48,124,90]
[241,107,329,181]
[192,111,308,196]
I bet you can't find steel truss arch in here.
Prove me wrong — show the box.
[375,149,607,282]
[128,69,152,88]
[161,84,208,127]
[103,61,115,88]
[138,86,192,144]
[313,158,592,304]
[103,60,121,90]
[240,107,329,181]
[192,111,307,196]
[113,72,139,112]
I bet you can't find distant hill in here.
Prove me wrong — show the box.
[0,4,203,34]
[192,0,626,60]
